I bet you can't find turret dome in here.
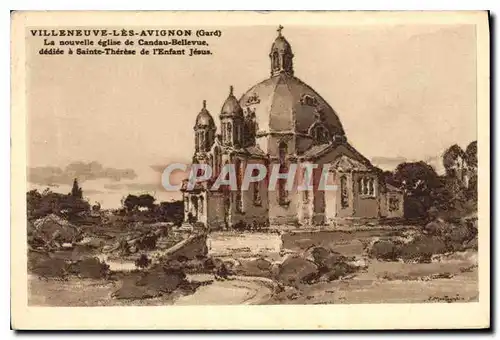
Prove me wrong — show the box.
[194,100,215,129]
[220,86,244,117]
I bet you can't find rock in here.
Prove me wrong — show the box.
[303,246,331,264]
[29,256,69,278]
[367,239,402,261]
[165,233,208,261]
[423,219,452,237]
[319,252,349,270]
[464,237,478,250]
[294,238,315,250]
[113,265,187,300]
[320,261,357,281]
[349,257,368,269]
[400,235,447,263]
[237,258,272,277]
[275,255,319,286]
[68,257,110,279]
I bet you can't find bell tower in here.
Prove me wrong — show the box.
[194,100,216,153]
[220,86,244,148]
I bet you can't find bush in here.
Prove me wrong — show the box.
[399,235,447,263]
[135,254,151,269]
[367,239,403,261]
[68,257,110,279]
[29,256,70,278]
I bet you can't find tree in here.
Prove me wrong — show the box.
[465,141,477,168]
[137,194,156,210]
[26,188,90,221]
[122,194,139,212]
[442,144,466,177]
[465,141,478,202]
[391,162,443,219]
[71,178,83,199]
[135,254,151,269]
[122,193,157,213]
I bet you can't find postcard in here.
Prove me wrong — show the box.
[11,10,490,330]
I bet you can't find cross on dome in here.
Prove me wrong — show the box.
[277,25,284,36]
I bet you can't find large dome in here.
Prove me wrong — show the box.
[238,73,345,136]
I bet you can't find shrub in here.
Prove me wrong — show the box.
[135,254,151,269]
[367,239,403,261]
[399,235,447,263]
[68,257,110,279]
[29,256,70,278]
[112,265,187,300]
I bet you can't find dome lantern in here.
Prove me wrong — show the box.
[270,25,294,77]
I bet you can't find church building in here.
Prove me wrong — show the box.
[181,27,404,230]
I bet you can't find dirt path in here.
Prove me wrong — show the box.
[174,274,275,305]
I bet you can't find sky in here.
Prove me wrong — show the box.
[26,25,477,208]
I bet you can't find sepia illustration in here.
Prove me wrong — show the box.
[12,11,490,330]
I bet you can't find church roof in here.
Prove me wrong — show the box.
[301,143,332,158]
[332,155,370,172]
[194,100,215,129]
[238,73,345,136]
[221,86,243,117]
[244,145,267,157]
[270,34,292,55]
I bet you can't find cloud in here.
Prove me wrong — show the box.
[371,156,408,168]
[150,162,191,186]
[28,161,137,185]
[103,182,162,192]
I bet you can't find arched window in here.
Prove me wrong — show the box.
[278,141,288,205]
[191,196,198,219]
[309,123,330,144]
[359,176,376,197]
[221,123,226,144]
[368,178,375,196]
[235,159,243,212]
[303,189,309,204]
[213,146,220,178]
[340,175,349,208]
[253,182,262,206]
[272,51,280,71]
[199,196,204,215]
[199,131,205,151]
[195,133,200,152]
[227,123,232,145]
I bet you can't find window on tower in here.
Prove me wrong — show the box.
[253,181,262,206]
[227,123,232,145]
[272,51,279,71]
[278,141,289,205]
